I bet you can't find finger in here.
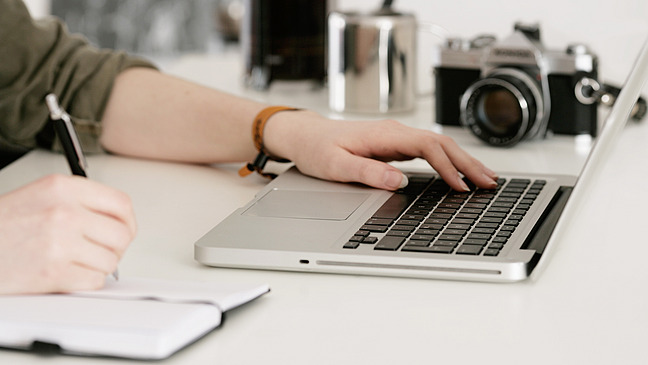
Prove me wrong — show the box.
[82,210,135,257]
[74,178,138,236]
[54,264,108,293]
[419,139,470,191]
[439,139,498,189]
[316,152,409,191]
[71,237,121,275]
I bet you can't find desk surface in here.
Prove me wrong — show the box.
[3,53,648,364]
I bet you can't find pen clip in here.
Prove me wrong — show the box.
[45,94,88,174]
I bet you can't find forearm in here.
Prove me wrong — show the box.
[100,68,497,191]
[100,68,266,163]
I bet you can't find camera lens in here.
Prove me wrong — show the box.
[460,68,545,146]
[478,89,522,133]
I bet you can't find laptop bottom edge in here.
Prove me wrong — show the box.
[194,248,534,283]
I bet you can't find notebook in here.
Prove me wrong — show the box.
[0,277,269,360]
[195,36,648,282]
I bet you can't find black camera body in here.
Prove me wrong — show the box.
[433,24,600,146]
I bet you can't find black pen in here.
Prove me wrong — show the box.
[45,94,87,177]
[45,93,119,281]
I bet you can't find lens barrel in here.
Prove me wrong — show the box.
[460,68,545,146]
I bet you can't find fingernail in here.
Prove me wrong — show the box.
[384,170,408,189]
[483,173,498,188]
[457,175,470,192]
[484,167,498,180]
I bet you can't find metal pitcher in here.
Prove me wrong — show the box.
[328,9,417,113]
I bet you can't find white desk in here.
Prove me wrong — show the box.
[2,54,647,364]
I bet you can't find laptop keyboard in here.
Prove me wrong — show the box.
[343,176,545,256]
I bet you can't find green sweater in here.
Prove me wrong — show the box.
[0,0,155,164]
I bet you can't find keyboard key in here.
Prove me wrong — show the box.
[451,218,474,225]
[428,213,452,219]
[366,218,393,226]
[488,242,505,249]
[433,208,457,214]
[373,194,415,219]
[472,227,496,235]
[362,236,378,244]
[386,230,411,237]
[434,240,458,247]
[499,192,522,198]
[415,229,440,236]
[438,234,463,241]
[491,202,515,208]
[429,245,455,253]
[456,245,483,255]
[391,224,416,232]
[455,213,479,219]
[401,214,425,221]
[420,223,444,230]
[438,203,461,209]
[483,248,500,256]
[463,238,488,246]
[459,208,483,215]
[374,236,406,251]
[475,222,498,229]
[447,223,471,230]
[343,241,360,249]
[443,229,468,236]
[410,234,435,242]
[360,224,388,233]
[396,219,420,226]
[404,239,430,247]
[484,212,507,218]
[402,245,454,254]
[425,218,449,225]
[467,233,492,240]
[496,197,518,203]
[464,203,487,209]
[481,217,503,224]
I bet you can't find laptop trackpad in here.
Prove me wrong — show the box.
[244,189,370,220]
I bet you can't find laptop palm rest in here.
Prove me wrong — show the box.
[243,189,370,221]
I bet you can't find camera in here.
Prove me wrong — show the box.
[433,23,599,146]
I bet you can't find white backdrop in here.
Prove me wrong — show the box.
[23,0,648,92]
[337,0,648,92]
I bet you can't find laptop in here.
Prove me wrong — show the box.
[195,36,648,282]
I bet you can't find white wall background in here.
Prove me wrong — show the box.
[337,0,648,90]
[23,0,648,90]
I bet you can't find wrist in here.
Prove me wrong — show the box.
[238,106,305,178]
[263,109,319,161]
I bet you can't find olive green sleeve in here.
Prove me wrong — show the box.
[0,0,157,158]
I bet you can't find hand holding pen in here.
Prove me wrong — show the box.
[0,95,135,294]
